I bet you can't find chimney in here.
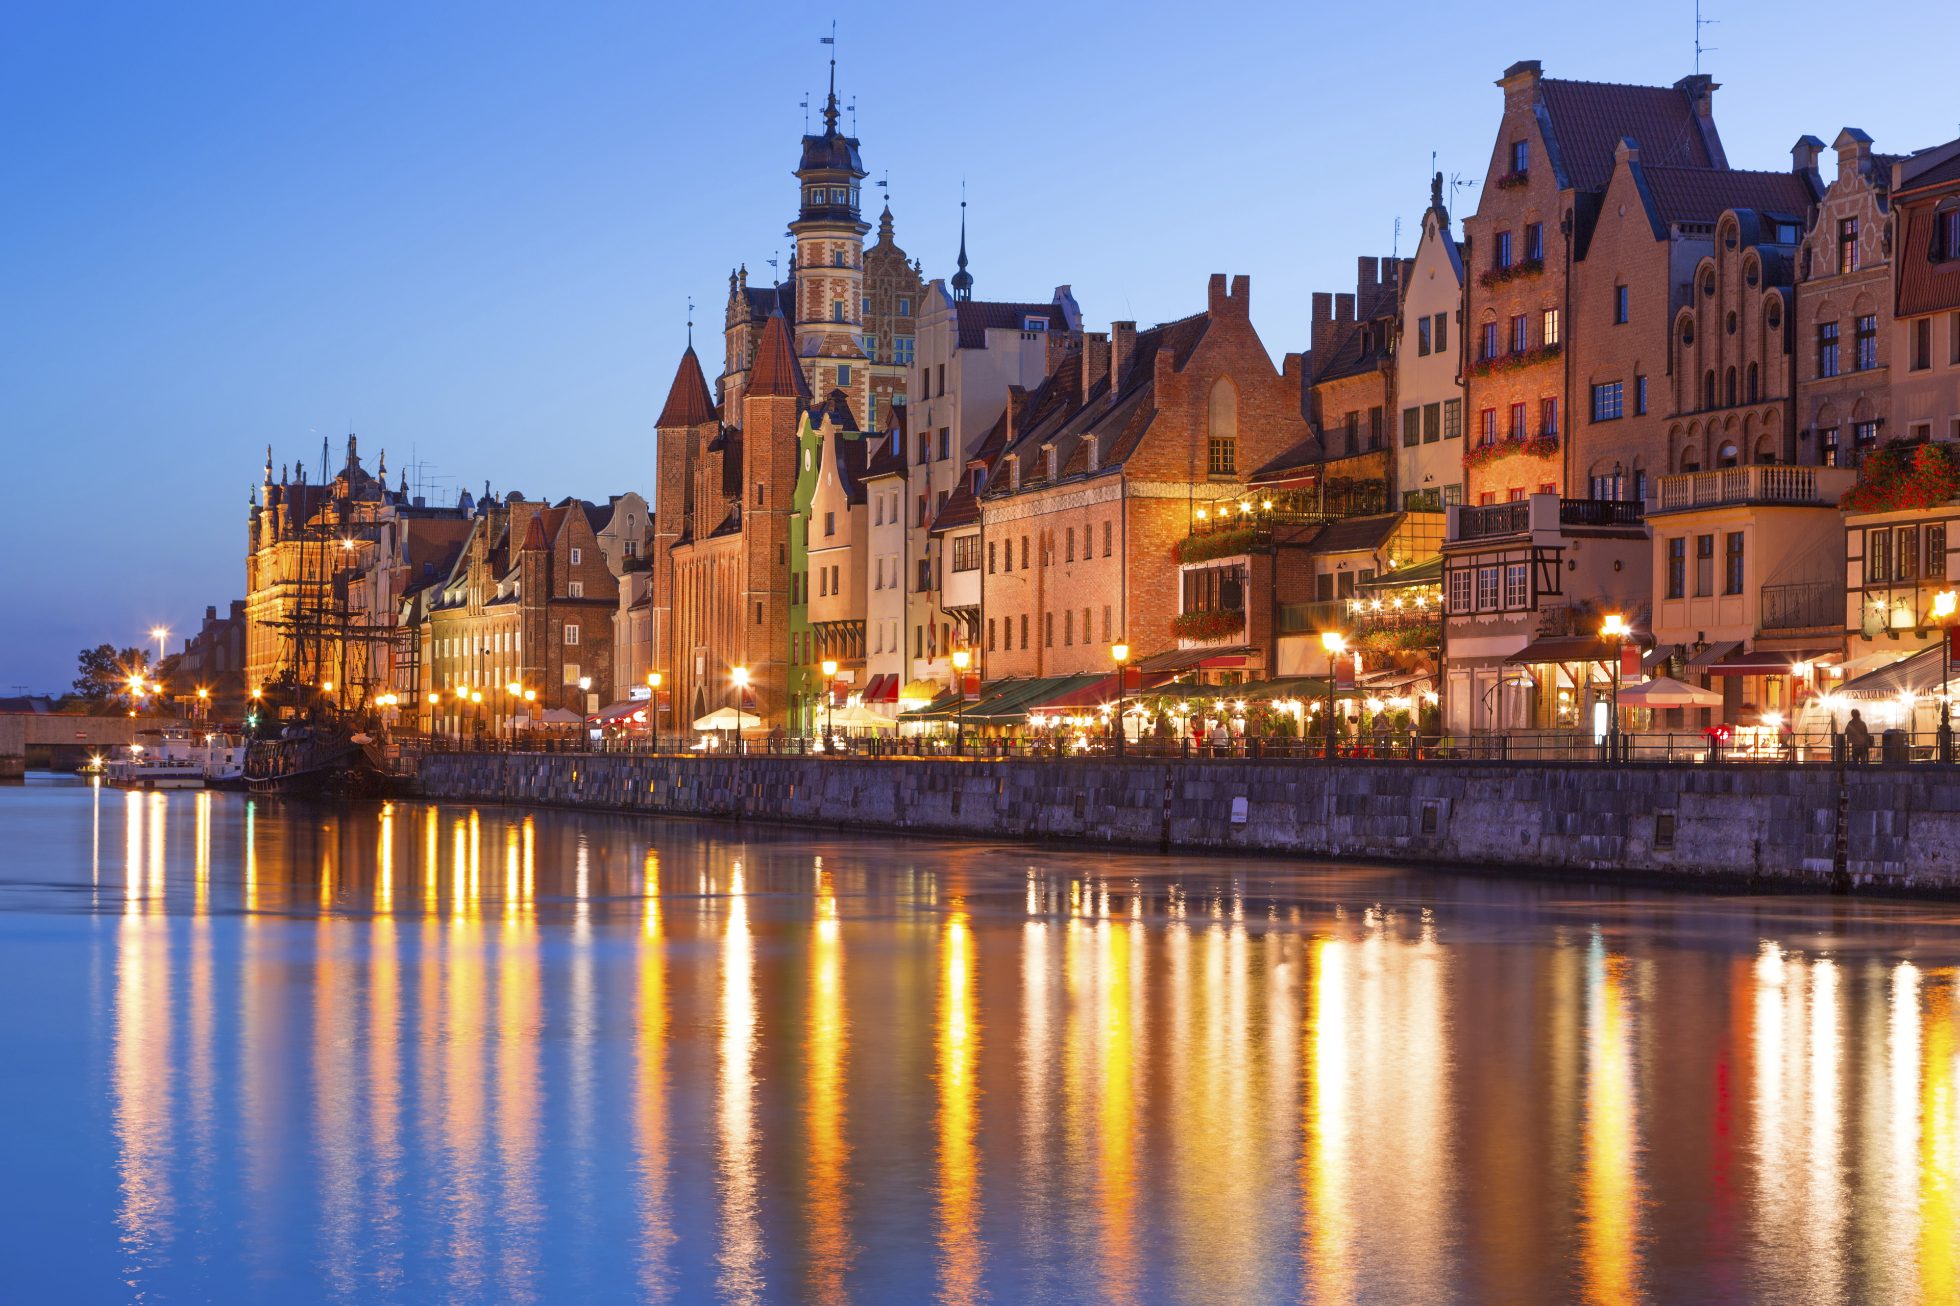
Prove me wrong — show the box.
[1792,134,1825,184]
[1311,292,1334,357]
[1080,331,1110,406]
[1674,73,1728,168]
[1109,321,1137,398]
[1832,127,1872,180]
[1336,293,1355,323]
[1498,59,1543,102]
[1044,325,1072,377]
[1004,385,1028,445]
[1206,273,1229,317]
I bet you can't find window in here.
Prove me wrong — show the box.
[1063,610,1073,645]
[1208,378,1238,476]
[1443,399,1462,440]
[1448,567,1473,613]
[1541,307,1560,348]
[824,511,835,537]
[1345,410,1359,452]
[569,547,582,565]
[1526,223,1544,262]
[1024,315,1049,332]
[836,364,852,387]
[1913,317,1933,371]
[564,624,580,646]
[952,536,980,572]
[858,334,878,361]
[1590,382,1623,422]
[568,580,584,599]
[1935,207,1960,262]
[936,364,946,397]
[1423,402,1441,443]
[832,301,846,323]
[562,662,580,686]
[1478,407,1497,445]
[938,427,950,460]
[1868,527,1891,584]
[1613,285,1629,325]
[1065,527,1075,562]
[1747,364,1759,403]
[1818,322,1840,378]
[1475,566,1500,611]
[1724,532,1745,595]
[1494,230,1513,270]
[1102,522,1113,557]
[897,297,912,316]
[1703,371,1716,410]
[1369,406,1384,449]
[987,541,996,573]
[1102,606,1112,641]
[1417,317,1432,356]
[1044,612,1054,648]
[1635,375,1648,415]
[1020,537,1029,569]
[1821,427,1841,467]
[1540,396,1559,437]
[1503,563,1528,608]
[1509,402,1528,439]
[1511,140,1528,174]
[1931,525,1948,580]
[1854,420,1881,451]
[1837,217,1860,274]
[894,335,914,365]
[987,617,996,651]
[1019,614,1027,648]
[1898,525,1921,582]
[1480,321,1499,361]
[1403,406,1422,447]
[1856,315,1879,371]
[1433,311,1448,353]
[1510,313,1528,353]
[1695,534,1714,597]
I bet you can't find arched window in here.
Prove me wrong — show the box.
[1747,363,1759,403]
[1725,368,1738,407]
[1682,447,1701,473]
[1704,371,1716,411]
[1719,442,1739,468]
[1206,378,1238,478]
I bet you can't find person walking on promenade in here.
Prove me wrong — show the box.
[1845,708,1872,764]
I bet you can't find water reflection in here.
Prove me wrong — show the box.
[27,786,1960,1302]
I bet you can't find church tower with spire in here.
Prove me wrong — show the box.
[788,51,872,426]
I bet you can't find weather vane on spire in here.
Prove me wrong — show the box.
[686,295,695,348]
[819,21,839,133]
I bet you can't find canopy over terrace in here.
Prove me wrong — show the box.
[901,674,1108,726]
[1834,643,1947,701]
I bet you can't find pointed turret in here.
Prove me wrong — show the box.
[658,345,716,427]
[749,312,810,399]
[951,199,973,301]
[523,510,549,552]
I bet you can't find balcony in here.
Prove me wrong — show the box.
[1760,580,1840,632]
[1448,496,1642,543]
[1651,465,1857,513]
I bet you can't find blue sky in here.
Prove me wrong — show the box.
[1,0,1953,691]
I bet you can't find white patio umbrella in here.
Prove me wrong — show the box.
[1615,676,1723,708]
[691,706,752,732]
[824,703,899,731]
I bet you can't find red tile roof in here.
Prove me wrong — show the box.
[656,346,715,427]
[954,300,1064,350]
[1539,78,1721,192]
[748,313,809,399]
[1638,165,1817,226]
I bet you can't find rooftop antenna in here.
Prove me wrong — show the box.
[1392,215,1402,260]
[686,296,695,348]
[1449,171,1479,202]
[848,97,857,136]
[800,93,809,132]
[1694,0,1718,74]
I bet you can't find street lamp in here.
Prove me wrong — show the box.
[1601,612,1629,762]
[1111,642,1130,758]
[149,626,169,672]
[195,687,209,721]
[821,659,839,746]
[1937,590,1957,761]
[470,689,484,745]
[951,649,971,755]
[1320,631,1346,759]
[647,671,663,743]
[731,666,750,753]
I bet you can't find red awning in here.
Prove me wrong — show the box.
[591,700,648,725]
[1025,673,1121,714]
[1134,645,1257,673]
[862,674,897,705]
[1505,635,1621,665]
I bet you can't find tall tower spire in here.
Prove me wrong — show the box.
[951,195,973,301]
[821,21,839,134]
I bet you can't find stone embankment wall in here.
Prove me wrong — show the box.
[415,752,1960,893]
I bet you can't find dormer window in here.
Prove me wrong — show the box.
[1023,315,1048,332]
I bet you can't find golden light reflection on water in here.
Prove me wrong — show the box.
[804,858,853,1303]
[84,795,1960,1303]
[1579,935,1640,1304]
[935,907,983,1303]
[716,862,764,1304]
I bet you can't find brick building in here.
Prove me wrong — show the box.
[1395,175,1467,510]
[1794,130,1896,466]
[976,275,1312,677]
[422,496,622,738]
[1890,138,1960,445]
[1463,61,1727,503]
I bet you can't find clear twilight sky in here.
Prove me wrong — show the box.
[1,0,1954,692]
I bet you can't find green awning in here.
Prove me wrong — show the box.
[1358,556,1442,590]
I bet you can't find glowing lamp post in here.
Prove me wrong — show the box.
[1937,590,1958,761]
[1601,612,1629,762]
[1111,642,1130,758]
[647,671,663,742]
[1320,631,1346,759]
[821,659,838,746]
[731,667,750,753]
[951,649,972,755]
[149,626,169,673]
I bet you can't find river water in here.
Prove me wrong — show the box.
[4,776,1959,1303]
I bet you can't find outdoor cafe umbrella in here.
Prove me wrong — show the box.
[823,703,899,731]
[1614,676,1722,708]
[539,707,582,725]
[691,706,753,732]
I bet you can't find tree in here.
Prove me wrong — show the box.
[73,644,148,701]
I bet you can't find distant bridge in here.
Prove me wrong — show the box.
[0,714,153,778]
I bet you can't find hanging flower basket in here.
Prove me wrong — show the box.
[1477,257,1544,289]
[1493,169,1530,191]
[1839,441,1960,512]
[1172,609,1245,642]
[1463,435,1560,470]
[1469,341,1561,378]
